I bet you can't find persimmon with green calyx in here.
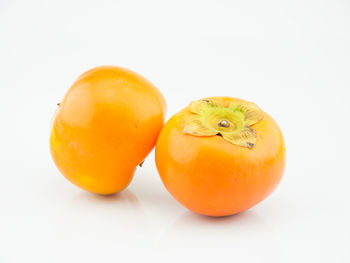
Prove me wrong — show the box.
[50,66,166,195]
[155,97,285,216]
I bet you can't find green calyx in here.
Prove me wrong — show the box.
[183,98,264,148]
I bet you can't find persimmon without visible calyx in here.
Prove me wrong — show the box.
[155,97,286,216]
[50,66,166,194]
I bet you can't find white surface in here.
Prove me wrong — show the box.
[1,0,350,262]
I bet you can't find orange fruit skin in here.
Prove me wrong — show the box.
[155,97,285,216]
[50,66,166,194]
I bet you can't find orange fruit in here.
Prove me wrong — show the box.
[155,97,285,216]
[50,66,166,194]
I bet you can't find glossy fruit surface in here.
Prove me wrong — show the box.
[155,97,285,216]
[50,66,166,194]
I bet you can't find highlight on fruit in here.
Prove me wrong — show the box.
[50,66,166,195]
[155,96,286,216]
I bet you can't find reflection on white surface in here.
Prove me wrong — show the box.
[158,210,281,262]
[57,190,147,241]
[46,189,153,262]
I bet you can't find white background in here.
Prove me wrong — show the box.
[1,0,350,262]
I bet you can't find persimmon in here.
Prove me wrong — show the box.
[155,97,285,216]
[50,66,166,194]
